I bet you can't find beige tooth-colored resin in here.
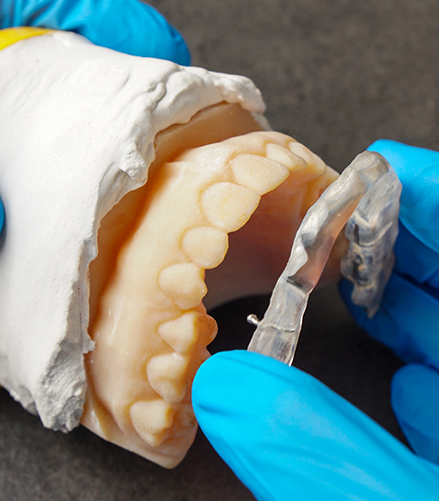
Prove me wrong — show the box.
[83,104,342,468]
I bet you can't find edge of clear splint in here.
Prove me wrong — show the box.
[247,151,402,366]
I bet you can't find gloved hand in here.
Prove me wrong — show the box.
[192,140,439,500]
[0,0,190,64]
[339,140,439,465]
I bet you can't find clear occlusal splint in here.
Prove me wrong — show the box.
[247,151,402,365]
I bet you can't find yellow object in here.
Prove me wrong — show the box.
[0,27,53,51]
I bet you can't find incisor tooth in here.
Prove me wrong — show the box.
[130,399,174,447]
[231,154,289,195]
[265,143,307,172]
[182,227,228,269]
[159,263,207,309]
[158,312,200,354]
[202,182,260,232]
[146,353,189,404]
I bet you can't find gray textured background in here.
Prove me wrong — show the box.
[2,1,438,499]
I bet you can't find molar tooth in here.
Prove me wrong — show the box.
[130,399,175,448]
[265,143,307,172]
[202,182,260,232]
[224,133,266,154]
[288,142,326,175]
[158,312,200,354]
[231,154,289,195]
[159,263,207,309]
[175,403,197,429]
[196,314,218,346]
[147,353,189,404]
[182,227,228,269]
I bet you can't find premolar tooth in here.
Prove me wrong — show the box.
[231,154,289,195]
[182,227,228,269]
[147,353,189,404]
[202,182,260,232]
[159,263,207,309]
[158,312,200,354]
[130,399,174,447]
[265,143,307,172]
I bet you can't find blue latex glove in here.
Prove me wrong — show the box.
[339,140,439,465]
[0,0,190,64]
[192,140,439,499]
[193,351,439,500]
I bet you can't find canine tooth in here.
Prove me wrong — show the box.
[265,143,307,172]
[147,353,189,404]
[231,154,289,195]
[159,263,207,309]
[182,227,228,269]
[158,312,200,354]
[202,182,260,232]
[130,399,174,447]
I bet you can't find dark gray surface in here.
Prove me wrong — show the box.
[2,1,438,499]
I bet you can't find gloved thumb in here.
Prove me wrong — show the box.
[193,350,439,501]
[392,363,439,466]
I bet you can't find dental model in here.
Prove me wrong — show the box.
[0,29,356,468]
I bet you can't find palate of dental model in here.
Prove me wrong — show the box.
[0,28,344,468]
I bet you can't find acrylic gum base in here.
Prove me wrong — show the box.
[83,102,348,468]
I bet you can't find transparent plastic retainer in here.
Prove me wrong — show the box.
[247,151,402,366]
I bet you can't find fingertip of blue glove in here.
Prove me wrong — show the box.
[392,364,439,465]
[367,139,439,255]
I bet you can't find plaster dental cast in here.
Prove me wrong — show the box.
[1,1,439,499]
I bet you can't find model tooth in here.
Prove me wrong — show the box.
[175,403,197,429]
[158,312,200,354]
[223,133,267,154]
[288,141,326,175]
[231,154,289,195]
[196,314,218,346]
[202,182,260,232]
[146,353,189,404]
[159,263,207,310]
[130,399,175,448]
[182,227,228,269]
[265,143,307,172]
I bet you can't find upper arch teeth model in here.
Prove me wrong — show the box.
[0,29,400,468]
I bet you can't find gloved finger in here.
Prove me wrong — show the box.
[193,350,439,501]
[367,139,439,255]
[393,222,439,290]
[339,276,439,370]
[392,363,439,465]
[0,0,190,64]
